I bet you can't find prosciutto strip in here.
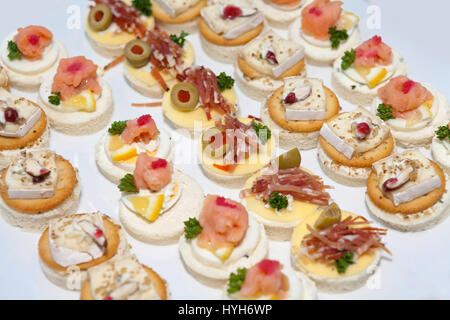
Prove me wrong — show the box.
[240,167,331,206]
[300,216,390,262]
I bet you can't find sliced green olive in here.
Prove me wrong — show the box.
[170,82,199,111]
[124,40,151,68]
[277,148,301,169]
[88,4,112,32]
[314,203,342,230]
[202,127,229,159]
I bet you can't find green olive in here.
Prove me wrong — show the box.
[202,127,229,159]
[277,148,301,169]
[124,40,151,68]
[314,203,342,230]
[170,82,199,111]
[88,4,113,32]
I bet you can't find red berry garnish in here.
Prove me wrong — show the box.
[67,62,83,74]
[284,92,297,104]
[382,178,399,192]
[28,35,39,46]
[265,51,278,65]
[151,158,168,169]
[356,122,371,136]
[104,296,113,300]
[371,35,382,45]
[216,196,237,209]
[137,114,152,126]
[94,229,103,238]
[258,259,280,275]
[402,80,415,94]
[223,5,242,20]
[309,7,322,16]
[4,108,18,123]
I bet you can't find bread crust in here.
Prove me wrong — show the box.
[152,0,206,23]
[0,155,77,213]
[366,161,446,214]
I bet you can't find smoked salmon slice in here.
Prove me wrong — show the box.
[133,153,173,192]
[354,35,393,68]
[121,114,159,144]
[15,25,53,60]
[301,0,343,41]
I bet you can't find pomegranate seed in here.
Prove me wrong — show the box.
[371,35,382,45]
[216,196,237,209]
[309,7,322,16]
[28,35,39,46]
[357,122,371,135]
[223,5,242,20]
[151,158,168,169]
[67,62,83,73]
[284,92,297,104]
[382,178,399,192]
[94,229,103,238]
[402,80,415,94]
[258,259,280,275]
[137,114,152,126]
[265,51,278,65]
[4,108,18,122]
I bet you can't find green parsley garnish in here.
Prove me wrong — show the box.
[184,218,203,239]
[48,92,61,106]
[118,174,138,193]
[376,103,396,121]
[268,192,288,211]
[341,49,355,70]
[132,0,152,16]
[435,125,450,141]
[329,26,349,49]
[108,120,128,135]
[253,122,271,145]
[7,41,22,61]
[216,72,235,91]
[227,268,247,294]
[170,31,189,48]
[335,251,354,274]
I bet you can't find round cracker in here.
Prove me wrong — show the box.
[0,100,47,150]
[319,133,395,168]
[38,215,121,272]
[0,155,77,213]
[366,161,446,214]
[268,86,340,133]
[237,55,306,80]
[198,18,264,46]
[152,0,206,24]
[80,265,168,300]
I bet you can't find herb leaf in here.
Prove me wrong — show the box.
[48,92,61,106]
[184,218,203,239]
[108,120,128,135]
[341,49,356,70]
[118,174,138,193]
[7,41,22,61]
[329,27,349,49]
[170,31,189,48]
[335,251,354,274]
[253,122,271,145]
[216,72,235,91]
[268,192,288,211]
[132,0,152,16]
[227,268,247,294]
[376,103,396,121]
[435,125,450,141]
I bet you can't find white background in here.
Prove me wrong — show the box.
[0,0,449,299]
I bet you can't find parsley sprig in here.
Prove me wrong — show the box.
[132,0,152,16]
[108,120,128,135]
[341,49,355,70]
[335,251,354,274]
[268,192,288,211]
[376,103,396,121]
[216,72,235,91]
[7,41,22,61]
[184,218,203,239]
[253,122,271,145]
[329,27,349,49]
[227,268,247,294]
[435,125,450,141]
[48,92,61,106]
[170,31,189,48]
[118,174,138,193]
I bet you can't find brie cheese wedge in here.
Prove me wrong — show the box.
[155,0,201,18]
[0,97,41,138]
[283,78,326,121]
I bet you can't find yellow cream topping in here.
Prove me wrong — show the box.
[291,211,378,278]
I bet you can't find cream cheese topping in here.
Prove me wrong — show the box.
[155,0,201,17]
[372,150,442,206]
[0,32,59,75]
[49,212,106,267]
[88,255,160,300]
[0,66,8,87]
[320,107,389,159]
[282,77,326,121]
[190,215,260,267]
[5,149,57,199]
[241,30,304,77]
[0,96,41,138]
[201,0,264,40]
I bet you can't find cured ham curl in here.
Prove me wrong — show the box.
[300,215,390,263]
[240,167,331,206]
